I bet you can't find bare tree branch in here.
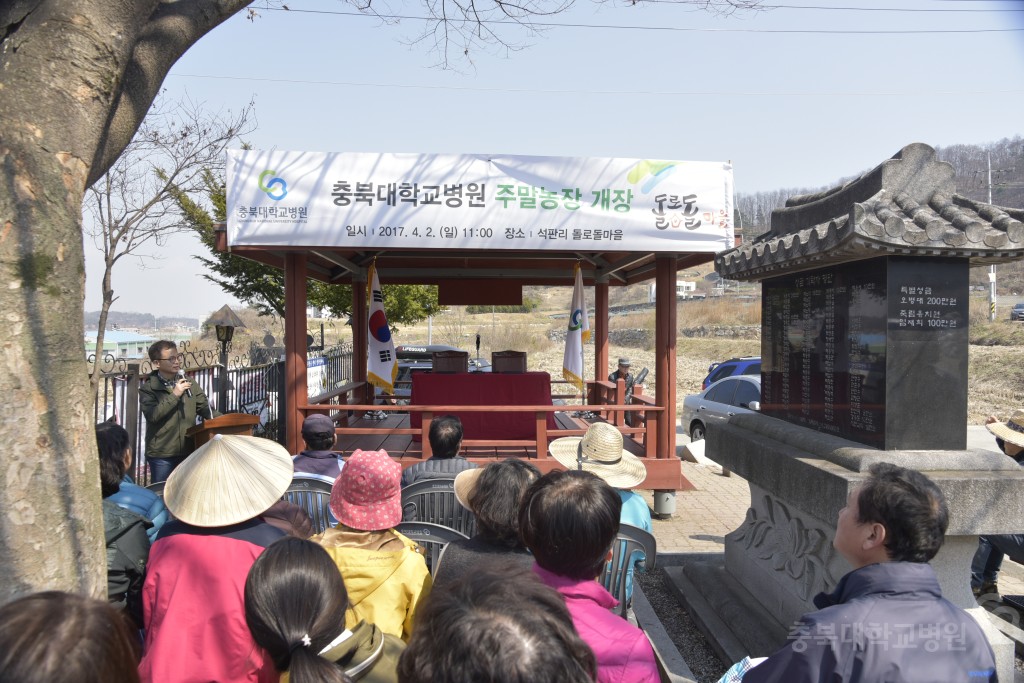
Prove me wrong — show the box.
[85,95,255,388]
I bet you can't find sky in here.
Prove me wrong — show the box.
[83,0,1024,319]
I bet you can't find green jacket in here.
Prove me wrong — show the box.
[103,499,150,627]
[321,620,404,683]
[280,621,403,683]
[139,371,214,458]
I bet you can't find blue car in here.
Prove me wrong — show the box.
[701,356,761,390]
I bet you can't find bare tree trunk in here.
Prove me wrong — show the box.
[0,149,105,603]
[88,260,116,397]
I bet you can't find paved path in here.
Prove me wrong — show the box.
[639,425,1024,596]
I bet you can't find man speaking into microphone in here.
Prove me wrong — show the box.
[140,340,216,483]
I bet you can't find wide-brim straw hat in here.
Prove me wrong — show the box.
[987,409,1024,449]
[549,422,646,489]
[164,434,294,527]
[454,467,485,510]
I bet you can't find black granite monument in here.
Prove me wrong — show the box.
[679,143,1024,681]
[762,256,968,449]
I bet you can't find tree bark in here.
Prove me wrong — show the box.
[0,0,250,603]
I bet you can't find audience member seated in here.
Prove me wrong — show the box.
[262,500,315,539]
[139,434,293,683]
[98,421,169,542]
[0,591,143,683]
[96,421,151,628]
[312,449,432,642]
[432,459,540,588]
[398,561,596,683]
[520,470,659,683]
[245,537,404,683]
[733,463,996,683]
[971,410,1024,600]
[400,415,477,488]
[550,422,652,601]
[294,413,343,479]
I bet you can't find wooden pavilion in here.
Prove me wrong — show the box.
[219,150,736,510]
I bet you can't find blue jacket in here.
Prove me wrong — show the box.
[108,478,169,542]
[744,562,997,683]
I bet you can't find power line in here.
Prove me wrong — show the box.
[253,7,1023,32]
[169,72,1024,97]
[648,1,1024,9]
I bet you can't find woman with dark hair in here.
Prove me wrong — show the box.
[520,470,659,683]
[245,537,404,683]
[432,459,540,588]
[98,421,169,541]
[95,421,151,627]
[0,591,141,683]
[398,561,597,683]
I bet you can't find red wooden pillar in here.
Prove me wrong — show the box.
[284,254,308,454]
[594,280,609,387]
[351,273,368,406]
[654,257,677,461]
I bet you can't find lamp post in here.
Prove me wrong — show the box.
[215,322,234,411]
[206,304,246,412]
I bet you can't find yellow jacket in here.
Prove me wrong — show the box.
[312,526,432,641]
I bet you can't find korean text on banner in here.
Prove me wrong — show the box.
[562,263,591,393]
[226,151,734,254]
[367,263,397,393]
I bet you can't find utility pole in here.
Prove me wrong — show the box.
[989,152,997,321]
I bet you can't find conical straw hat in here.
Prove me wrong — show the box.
[164,434,294,527]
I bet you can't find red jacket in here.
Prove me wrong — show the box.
[139,519,285,683]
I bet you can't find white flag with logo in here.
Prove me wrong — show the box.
[562,263,591,393]
[367,262,397,393]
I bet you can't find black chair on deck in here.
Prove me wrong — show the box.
[144,481,166,497]
[400,477,476,537]
[394,521,468,576]
[281,473,337,534]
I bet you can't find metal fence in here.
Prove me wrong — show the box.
[91,339,353,484]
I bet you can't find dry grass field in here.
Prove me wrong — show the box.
[380,289,1024,425]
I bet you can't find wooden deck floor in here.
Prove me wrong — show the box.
[333,411,692,490]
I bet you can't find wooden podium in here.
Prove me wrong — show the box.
[186,413,261,449]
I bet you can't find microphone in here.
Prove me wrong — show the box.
[177,369,192,397]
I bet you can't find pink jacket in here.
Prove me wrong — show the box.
[533,564,659,683]
[139,520,283,683]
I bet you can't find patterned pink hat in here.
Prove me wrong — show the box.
[330,449,402,531]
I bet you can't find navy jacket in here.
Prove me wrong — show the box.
[744,562,997,683]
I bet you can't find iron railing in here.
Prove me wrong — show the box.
[91,340,353,484]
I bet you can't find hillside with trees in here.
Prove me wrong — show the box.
[735,136,1024,294]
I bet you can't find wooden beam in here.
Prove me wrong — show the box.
[595,281,609,386]
[351,272,368,406]
[655,257,677,461]
[284,254,308,454]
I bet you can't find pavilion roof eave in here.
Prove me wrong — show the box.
[215,225,717,286]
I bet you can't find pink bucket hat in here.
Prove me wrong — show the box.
[329,449,402,531]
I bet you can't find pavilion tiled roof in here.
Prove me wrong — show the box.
[716,143,1024,282]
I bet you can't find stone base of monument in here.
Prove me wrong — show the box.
[664,555,787,663]
[698,413,1024,683]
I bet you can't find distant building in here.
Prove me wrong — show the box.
[648,280,701,303]
[85,330,157,360]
